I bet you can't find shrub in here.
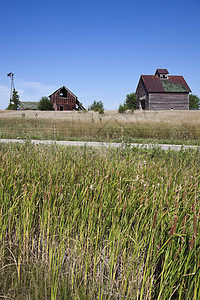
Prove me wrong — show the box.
[118,104,126,113]
[88,101,104,113]
[38,97,53,111]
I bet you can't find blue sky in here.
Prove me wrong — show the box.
[0,0,199,110]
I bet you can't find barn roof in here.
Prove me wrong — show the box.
[155,69,169,75]
[137,74,191,93]
[49,86,78,98]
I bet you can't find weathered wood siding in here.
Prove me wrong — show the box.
[50,90,77,111]
[136,80,189,110]
[149,93,189,110]
[136,79,149,109]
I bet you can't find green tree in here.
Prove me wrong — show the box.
[118,92,137,113]
[118,103,126,113]
[124,92,137,110]
[189,94,200,110]
[88,100,104,113]
[38,97,53,111]
[7,89,20,110]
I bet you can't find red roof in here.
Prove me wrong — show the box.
[155,69,169,75]
[168,76,191,92]
[142,75,164,92]
[137,75,191,93]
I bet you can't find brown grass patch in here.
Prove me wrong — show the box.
[1,110,200,143]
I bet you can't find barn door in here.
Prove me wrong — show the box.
[139,96,146,110]
[140,100,145,110]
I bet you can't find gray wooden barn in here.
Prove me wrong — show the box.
[136,69,191,110]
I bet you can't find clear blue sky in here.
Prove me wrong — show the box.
[0,0,199,110]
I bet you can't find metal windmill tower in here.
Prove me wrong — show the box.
[7,72,15,100]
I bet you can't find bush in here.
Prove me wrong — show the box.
[98,108,104,114]
[88,101,104,113]
[38,97,53,111]
[118,92,136,113]
[124,92,136,110]
[118,104,126,113]
[189,94,200,110]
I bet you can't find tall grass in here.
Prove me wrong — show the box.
[0,143,199,299]
[1,110,200,144]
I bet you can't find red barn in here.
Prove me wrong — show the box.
[49,86,85,111]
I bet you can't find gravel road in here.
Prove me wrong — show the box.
[0,139,199,152]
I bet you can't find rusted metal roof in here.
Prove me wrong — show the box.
[141,75,164,92]
[138,75,191,93]
[155,69,169,75]
[49,86,78,98]
[168,76,191,92]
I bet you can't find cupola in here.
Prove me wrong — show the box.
[155,69,169,80]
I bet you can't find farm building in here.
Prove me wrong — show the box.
[19,101,39,110]
[49,86,85,111]
[136,69,191,110]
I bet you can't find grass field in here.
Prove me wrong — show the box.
[1,110,200,144]
[0,142,199,299]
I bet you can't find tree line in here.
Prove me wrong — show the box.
[6,89,200,111]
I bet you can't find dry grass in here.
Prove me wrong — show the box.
[1,109,200,123]
[1,110,200,143]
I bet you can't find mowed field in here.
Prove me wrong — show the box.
[1,109,200,144]
[0,110,200,299]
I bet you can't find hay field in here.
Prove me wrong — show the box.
[1,110,200,144]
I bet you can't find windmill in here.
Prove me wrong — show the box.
[7,72,15,100]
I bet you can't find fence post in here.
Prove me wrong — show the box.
[121,126,124,143]
[54,122,56,143]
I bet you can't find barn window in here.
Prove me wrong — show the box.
[60,88,68,98]
[160,74,169,80]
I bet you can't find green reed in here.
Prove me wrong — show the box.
[0,143,199,299]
